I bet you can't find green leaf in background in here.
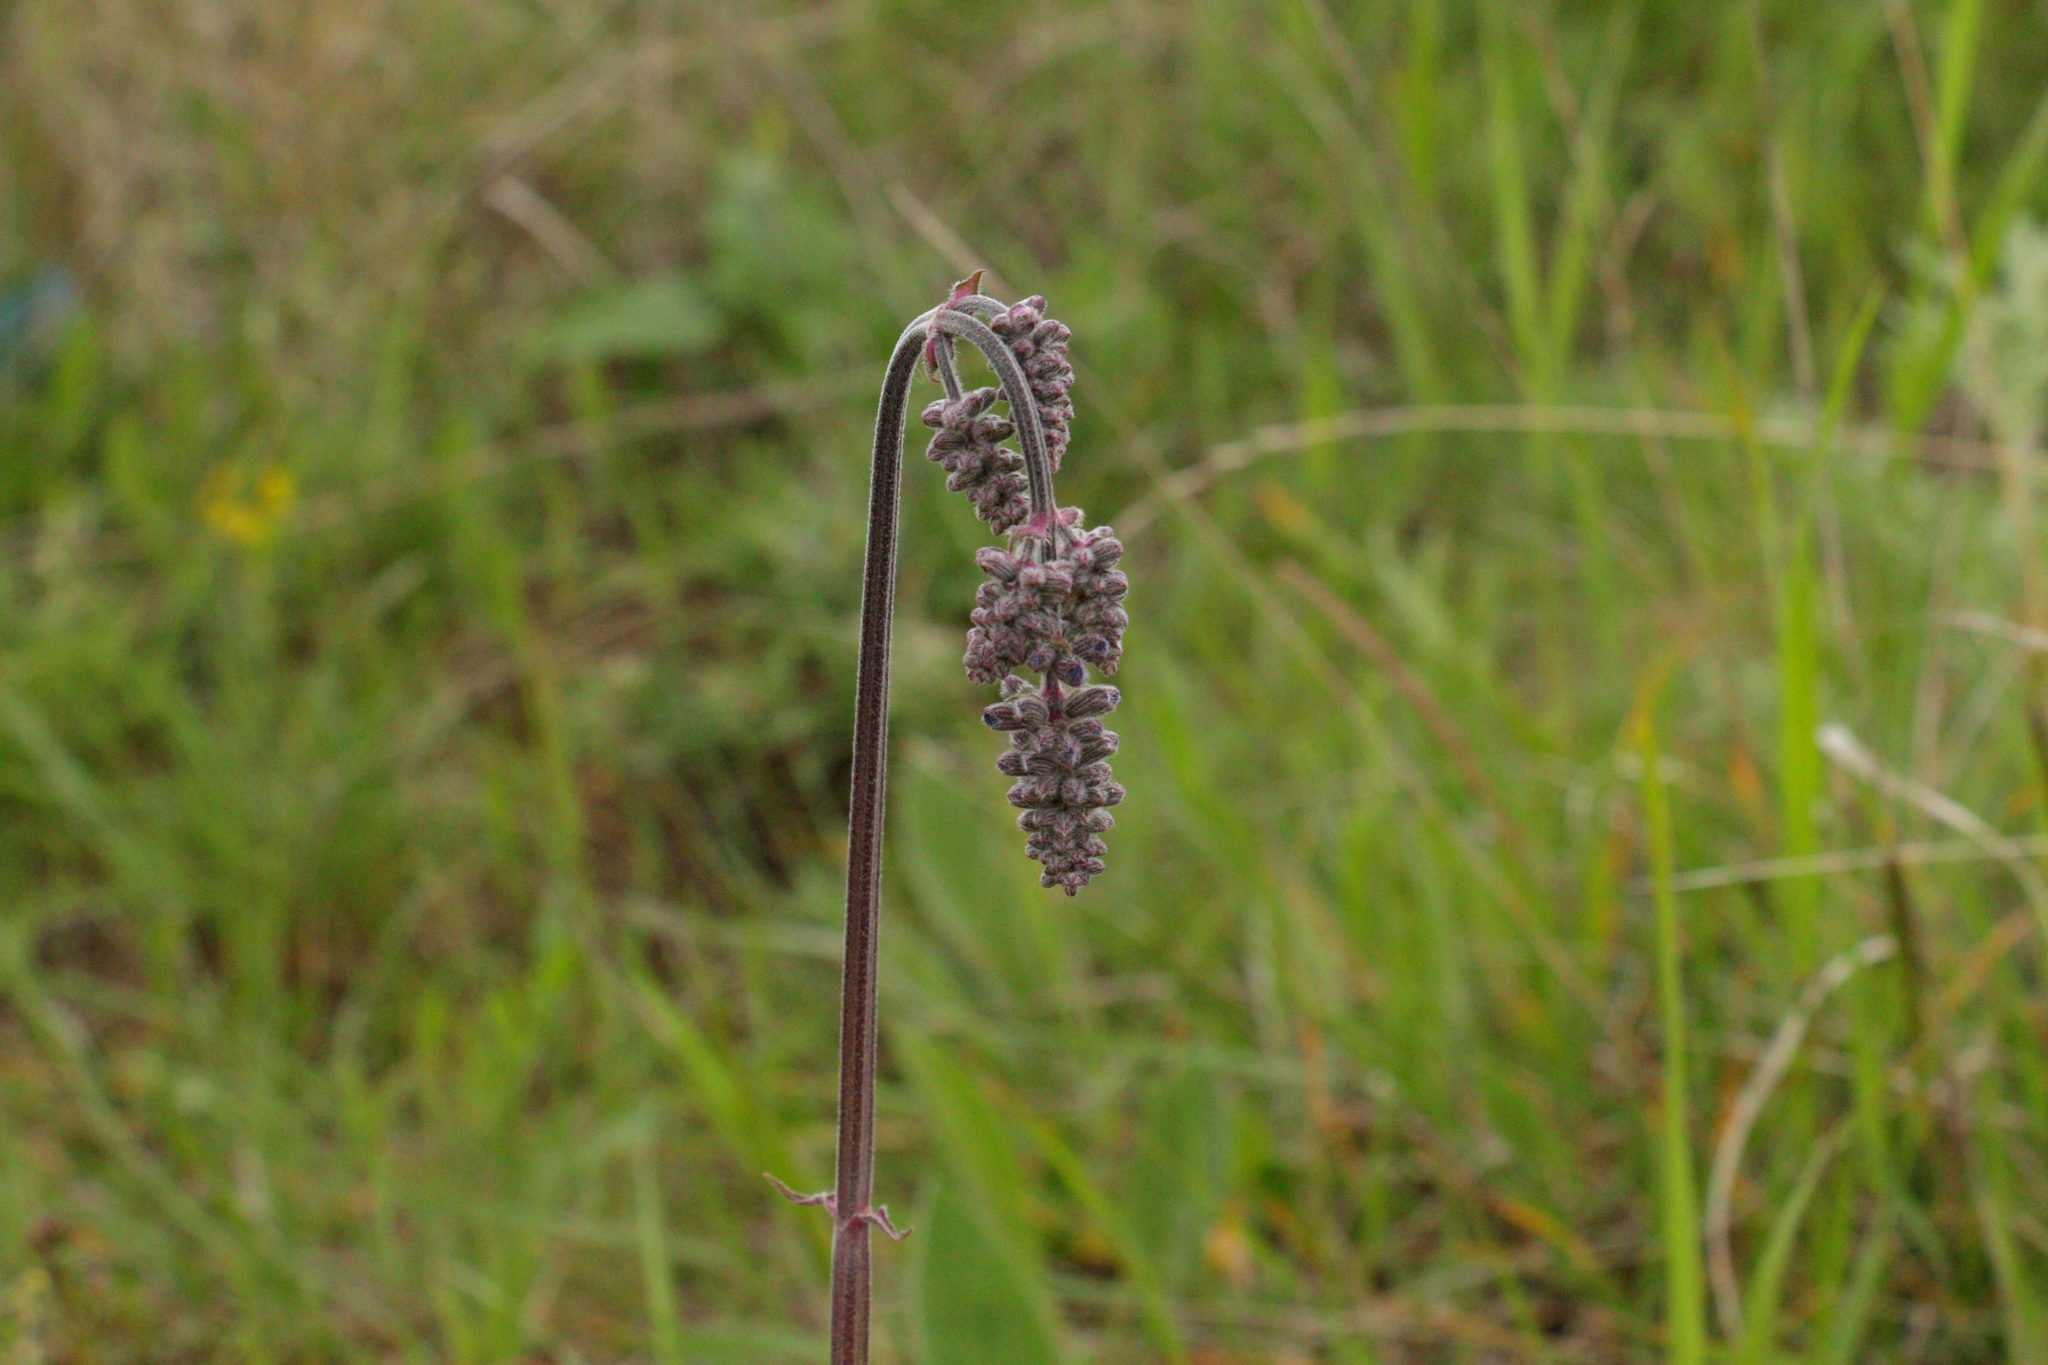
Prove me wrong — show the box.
[705,153,853,305]
[896,1033,1038,1242]
[534,270,720,362]
[670,1324,818,1362]
[917,1183,1063,1365]
[1126,1061,1232,1290]
[896,756,1028,1003]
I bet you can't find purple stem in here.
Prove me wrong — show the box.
[824,296,1058,1363]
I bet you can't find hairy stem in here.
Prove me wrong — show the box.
[828,297,1063,1362]
[934,338,964,402]
[830,316,922,1364]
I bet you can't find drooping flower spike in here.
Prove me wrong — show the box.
[924,290,1126,889]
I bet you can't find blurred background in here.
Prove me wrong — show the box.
[4,1,2048,1360]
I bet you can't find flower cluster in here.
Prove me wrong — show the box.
[962,513,1128,688]
[925,291,1125,893]
[988,296,1075,473]
[964,543,1074,686]
[919,387,1028,534]
[983,675,1124,894]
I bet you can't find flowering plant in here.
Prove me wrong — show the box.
[771,277,1128,1362]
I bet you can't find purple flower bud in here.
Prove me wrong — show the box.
[1063,685,1119,718]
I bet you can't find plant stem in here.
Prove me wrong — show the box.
[827,297,1056,1363]
[1638,710,1706,1365]
[830,318,923,1365]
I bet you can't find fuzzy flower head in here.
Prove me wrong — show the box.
[983,675,1124,894]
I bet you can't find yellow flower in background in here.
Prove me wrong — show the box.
[200,463,295,549]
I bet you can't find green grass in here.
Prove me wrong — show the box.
[1636,704,1705,1364]
[4,0,2048,1360]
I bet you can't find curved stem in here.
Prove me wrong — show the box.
[942,292,1008,320]
[829,316,927,1365]
[827,296,1063,1364]
[920,294,1003,407]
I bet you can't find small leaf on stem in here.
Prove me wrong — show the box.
[765,1172,836,1211]
[924,269,987,376]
